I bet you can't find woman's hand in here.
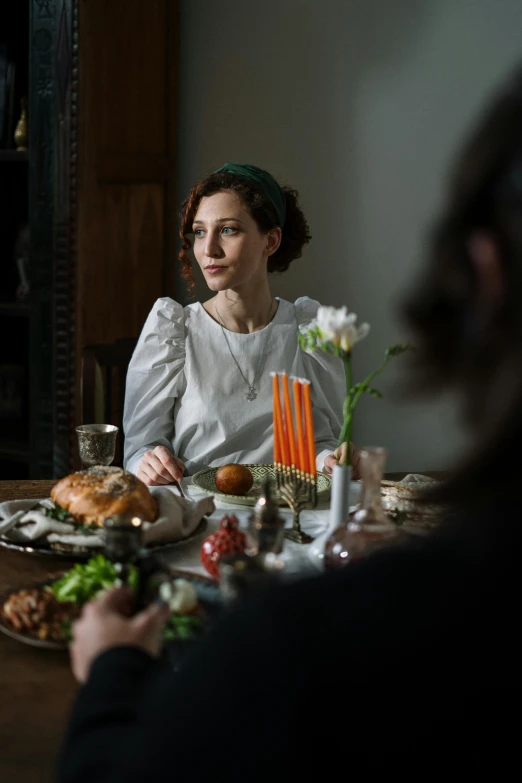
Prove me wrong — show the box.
[323,442,362,480]
[70,586,170,684]
[137,445,185,486]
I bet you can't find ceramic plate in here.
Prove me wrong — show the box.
[0,568,221,651]
[0,517,208,562]
[191,463,331,507]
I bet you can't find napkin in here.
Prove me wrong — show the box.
[0,498,75,543]
[0,487,215,549]
[142,487,215,545]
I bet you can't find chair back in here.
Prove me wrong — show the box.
[81,337,137,466]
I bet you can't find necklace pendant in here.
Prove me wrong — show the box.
[246,386,257,401]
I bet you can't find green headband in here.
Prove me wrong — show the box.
[213,162,286,227]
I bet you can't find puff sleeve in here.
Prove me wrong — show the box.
[123,298,186,476]
[295,297,346,471]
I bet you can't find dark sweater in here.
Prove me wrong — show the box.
[55,510,521,779]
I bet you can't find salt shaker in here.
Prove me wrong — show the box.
[104,513,169,612]
[104,513,144,583]
[249,478,285,555]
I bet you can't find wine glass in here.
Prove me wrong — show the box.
[76,424,118,468]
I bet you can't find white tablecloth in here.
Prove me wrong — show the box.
[161,478,361,578]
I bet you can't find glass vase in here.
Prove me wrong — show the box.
[307,462,352,571]
[323,447,406,569]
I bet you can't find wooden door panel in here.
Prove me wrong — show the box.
[82,0,168,156]
[76,0,178,444]
[80,183,164,343]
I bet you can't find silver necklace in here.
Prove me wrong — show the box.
[214,300,274,401]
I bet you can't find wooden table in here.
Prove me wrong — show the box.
[0,473,446,780]
[0,481,77,783]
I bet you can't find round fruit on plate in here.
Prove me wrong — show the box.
[215,464,254,496]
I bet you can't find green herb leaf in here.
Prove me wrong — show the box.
[44,502,73,522]
[51,554,137,606]
[163,614,203,642]
[385,343,415,358]
[77,523,99,535]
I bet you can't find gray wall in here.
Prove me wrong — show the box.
[176,0,522,471]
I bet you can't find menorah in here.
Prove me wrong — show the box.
[272,372,318,544]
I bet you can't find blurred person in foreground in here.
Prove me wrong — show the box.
[56,64,522,780]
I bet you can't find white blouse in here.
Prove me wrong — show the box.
[123,296,346,477]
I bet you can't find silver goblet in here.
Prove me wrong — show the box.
[76,424,119,468]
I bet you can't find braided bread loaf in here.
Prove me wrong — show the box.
[50,466,158,527]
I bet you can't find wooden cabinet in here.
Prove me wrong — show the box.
[0,0,178,479]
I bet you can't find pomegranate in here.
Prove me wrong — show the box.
[200,514,247,579]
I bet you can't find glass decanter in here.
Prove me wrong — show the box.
[323,447,406,569]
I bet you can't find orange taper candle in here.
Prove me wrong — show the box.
[292,378,308,474]
[303,380,316,476]
[272,373,289,466]
[272,374,282,465]
[282,373,297,468]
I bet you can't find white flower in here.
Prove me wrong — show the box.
[298,320,318,337]
[316,305,370,352]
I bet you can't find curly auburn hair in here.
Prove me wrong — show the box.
[178,170,312,293]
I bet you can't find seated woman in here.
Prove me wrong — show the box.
[123,162,358,485]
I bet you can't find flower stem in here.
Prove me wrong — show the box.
[339,354,352,467]
[348,355,390,413]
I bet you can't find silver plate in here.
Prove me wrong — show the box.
[0,517,208,561]
[191,463,331,507]
[0,568,221,650]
